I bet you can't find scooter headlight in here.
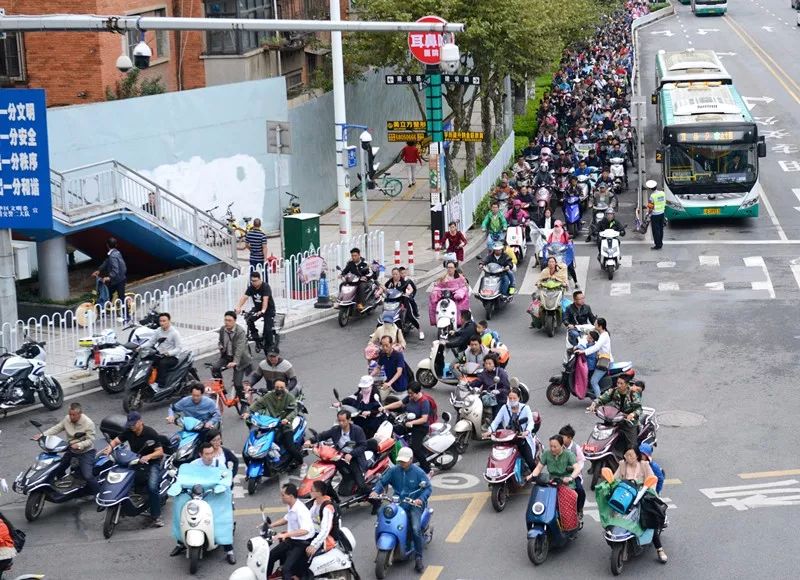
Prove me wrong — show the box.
[532,501,546,516]
[186,501,200,516]
[382,505,396,519]
[593,425,615,441]
[248,444,268,459]
[106,471,126,484]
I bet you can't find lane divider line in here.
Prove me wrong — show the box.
[445,492,490,543]
[420,565,445,580]
[738,469,800,480]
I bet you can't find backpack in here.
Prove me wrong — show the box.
[0,512,25,553]
[421,393,439,426]
[319,499,351,552]
[639,493,668,530]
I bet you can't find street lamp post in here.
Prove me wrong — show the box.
[359,130,373,235]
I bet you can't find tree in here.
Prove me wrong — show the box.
[105,69,166,101]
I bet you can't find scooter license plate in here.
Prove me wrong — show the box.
[74,348,90,368]
[486,467,503,478]
[606,259,616,266]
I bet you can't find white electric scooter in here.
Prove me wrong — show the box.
[229,508,359,579]
[598,227,625,280]
[433,290,458,341]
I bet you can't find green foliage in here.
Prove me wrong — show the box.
[473,191,493,227]
[513,70,558,152]
[105,69,166,101]
[649,2,669,11]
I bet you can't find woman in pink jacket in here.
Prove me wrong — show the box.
[428,261,470,327]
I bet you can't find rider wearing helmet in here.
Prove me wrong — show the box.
[481,241,515,296]
[594,207,625,249]
[639,442,665,494]
[645,179,665,250]
[533,162,553,189]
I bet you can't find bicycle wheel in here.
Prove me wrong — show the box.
[384,178,403,198]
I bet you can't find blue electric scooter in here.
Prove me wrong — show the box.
[526,478,580,565]
[170,415,209,467]
[563,193,582,237]
[242,412,307,495]
[373,490,434,579]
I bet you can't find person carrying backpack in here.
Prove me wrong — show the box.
[0,511,24,577]
[380,382,433,475]
[306,481,346,559]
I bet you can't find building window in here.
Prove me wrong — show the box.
[126,8,170,62]
[0,33,25,82]
[204,0,274,56]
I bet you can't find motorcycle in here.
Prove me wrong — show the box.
[451,378,531,454]
[433,289,458,341]
[415,340,481,389]
[242,407,308,495]
[535,186,552,214]
[391,411,459,471]
[378,288,413,337]
[599,471,661,576]
[533,279,566,338]
[563,192,582,238]
[169,415,209,467]
[168,463,234,575]
[299,420,395,509]
[584,405,659,490]
[13,419,112,522]
[335,264,384,328]
[474,262,513,320]
[609,156,627,190]
[121,344,199,413]
[484,429,542,512]
[229,507,359,580]
[526,478,581,565]
[546,351,636,406]
[96,414,176,538]
[373,492,434,579]
[0,338,63,414]
[598,228,625,280]
[73,309,160,394]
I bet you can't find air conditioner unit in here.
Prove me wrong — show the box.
[12,242,33,280]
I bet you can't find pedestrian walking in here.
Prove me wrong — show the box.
[245,218,269,278]
[443,221,467,263]
[400,141,424,186]
[142,191,158,218]
[646,179,665,250]
[92,237,128,319]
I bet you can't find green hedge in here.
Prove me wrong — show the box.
[649,2,669,11]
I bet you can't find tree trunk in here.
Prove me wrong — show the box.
[513,80,527,116]
[465,142,477,184]
[492,80,505,142]
[481,88,493,165]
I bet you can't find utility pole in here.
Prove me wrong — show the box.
[0,11,465,244]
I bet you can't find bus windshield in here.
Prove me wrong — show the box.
[665,143,757,190]
[696,0,726,4]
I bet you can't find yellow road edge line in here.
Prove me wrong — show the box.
[722,15,800,105]
[420,565,445,580]
[664,478,682,485]
[445,493,489,544]
[401,183,417,202]
[725,14,800,97]
[738,469,800,480]
[234,490,493,517]
[367,197,393,226]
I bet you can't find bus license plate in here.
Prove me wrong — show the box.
[703,208,721,215]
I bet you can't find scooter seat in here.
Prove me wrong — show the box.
[609,361,631,372]
[376,438,395,453]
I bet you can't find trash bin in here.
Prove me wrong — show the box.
[283,213,321,300]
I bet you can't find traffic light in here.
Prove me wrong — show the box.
[360,131,379,190]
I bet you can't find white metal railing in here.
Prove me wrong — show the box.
[51,160,237,264]
[451,131,516,232]
[1,230,385,382]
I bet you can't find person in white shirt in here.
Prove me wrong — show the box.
[559,424,586,519]
[574,317,612,399]
[140,312,184,390]
[268,483,315,580]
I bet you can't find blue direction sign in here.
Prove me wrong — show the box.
[0,89,52,229]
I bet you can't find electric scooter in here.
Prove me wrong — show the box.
[415,340,481,389]
[598,228,625,280]
[242,409,308,495]
[391,412,459,471]
[373,491,434,579]
[484,429,542,512]
[526,478,581,565]
[336,264,384,328]
[433,290,458,341]
[546,351,636,406]
[474,262,513,320]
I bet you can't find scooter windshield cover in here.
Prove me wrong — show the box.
[251,414,279,429]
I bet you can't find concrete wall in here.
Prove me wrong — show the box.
[203,49,278,87]
[47,77,289,231]
[288,69,423,216]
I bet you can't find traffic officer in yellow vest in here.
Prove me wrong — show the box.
[646,180,665,250]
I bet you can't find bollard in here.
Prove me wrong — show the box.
[433,229,441,261]
[394,240,401,266]
[314,271,333,309]
[407,241,415,276]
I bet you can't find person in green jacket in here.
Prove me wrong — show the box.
[481,201,508,244]
[241,379,304,467]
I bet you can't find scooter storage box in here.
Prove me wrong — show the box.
[608,481,637,514]
[100,414,128,440]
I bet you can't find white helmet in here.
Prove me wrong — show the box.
[645,179,657,189]
[228,567,258,580]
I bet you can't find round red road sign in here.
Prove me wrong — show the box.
[408,15,447,66]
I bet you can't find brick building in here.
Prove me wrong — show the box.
[0,0,335,107]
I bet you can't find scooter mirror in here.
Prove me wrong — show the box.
[643,474,658,489]
[601,466,615,483]
[333,388,340,400]
[30,420,42,428]
[493,376,500,384]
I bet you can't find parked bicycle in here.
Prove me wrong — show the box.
[222,202,252,250]
[353,172,403,199]
[283,191,301,216]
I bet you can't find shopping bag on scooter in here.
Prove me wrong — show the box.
[557,485,580,532]
[526,298,541,318]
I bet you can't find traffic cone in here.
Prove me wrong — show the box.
[314,271,332,309]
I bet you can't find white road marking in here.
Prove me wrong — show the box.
[792,188,800,212]
[705,282,725,291]
[696,28,719,35]
[742,96,774,111]
[233,474,246,498]
[656,261,676,268]
[779,160,800,172]
[575,256,590,291]
[658,282,680,292]
[744,256,775,298]
[699,255,719,266]
[791,264,800,290]
[431,472,480,490]
[621,255,632,268]
[518,253,540,297]
[757,184,789,241]
[700,480,800,510]
[651,30,674,36]
[610,283,630,296]
[716,52,736,57]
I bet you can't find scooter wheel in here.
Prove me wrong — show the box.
[490,483,508,512]
[545,381,570,406]
[610,544,625,576]
[416,368,437,389]
[188,546,201,575]
[247,477,258,496]
[337,307,350,327]
[103,504,120,539]
[375,549,391,579]
[528,534,550,565]
[24,490,45,522]
[607,267,615,281]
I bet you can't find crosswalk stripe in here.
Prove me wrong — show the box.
[699,255,720,266]
[610,282,631,296]
[656,261,676,268]
[705,282,725,291]
[621,255,632,268]
[744,256,775,299]
[518,253,540,297]
[575,256,590,290]
[791,264,800,290]
[658,282,680,291]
